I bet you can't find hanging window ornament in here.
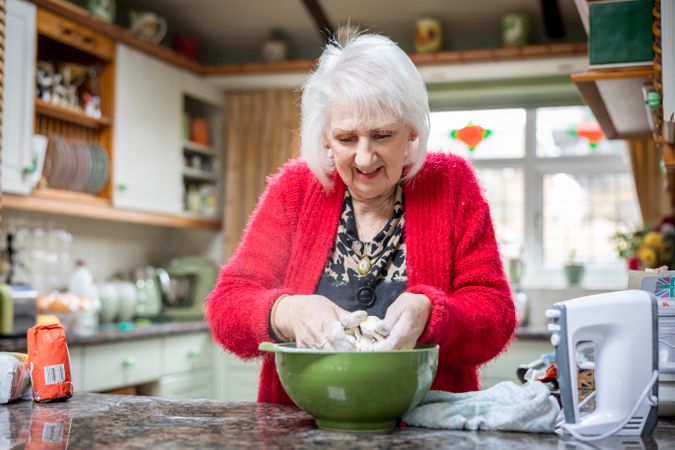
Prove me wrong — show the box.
[449,122,493,151]
[568,118,605,150]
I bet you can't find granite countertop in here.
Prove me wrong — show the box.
[2,393,673,449]
[0,320,209,353]
[0,323,547,354]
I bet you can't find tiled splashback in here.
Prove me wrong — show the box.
[3,210,223,287]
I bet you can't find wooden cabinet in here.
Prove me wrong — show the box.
[81,339,162,392]
[155,368,213,399]
[162,332,212,374]
[1,0,36,195]
[73,332,222,400]
[36,8,114,61]
[114,44,225,218]
[155,332,215,399]
[112,44,184,215]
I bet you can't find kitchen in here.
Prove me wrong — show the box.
[1,0,675,447]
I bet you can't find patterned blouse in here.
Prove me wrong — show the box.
[315,185,408,318]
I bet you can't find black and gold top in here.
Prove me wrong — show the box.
[315,185,407,319]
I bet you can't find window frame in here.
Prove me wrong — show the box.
[430,106,636,289]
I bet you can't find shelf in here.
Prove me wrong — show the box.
[29,0,588,76]
[203,42,588,75]
[183,141,217,156]
[4,189,221,231]
[571,65,654,139]
[31,187,110,205]
[35,99,112,128]
[180,211,220,221]
[183,168,218,182]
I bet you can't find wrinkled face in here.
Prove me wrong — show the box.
[325,102,416,202]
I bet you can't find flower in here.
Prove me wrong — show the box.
[628,256,640,270]
[612,217,675,269]
[643,231,664,249]
[637,246,658,268]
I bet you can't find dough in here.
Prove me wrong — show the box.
[344,315,388,351]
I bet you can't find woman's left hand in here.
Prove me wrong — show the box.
[374,293,431,350]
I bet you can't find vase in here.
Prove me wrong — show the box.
[564,264,585,286]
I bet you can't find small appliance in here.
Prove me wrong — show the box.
[0,284,37,337]
[163,256,217,320]
[133,266,170,320]
[547,290,659,440]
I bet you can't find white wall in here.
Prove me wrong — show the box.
[523,287,619,328]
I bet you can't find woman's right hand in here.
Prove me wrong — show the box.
[274,295,366,350]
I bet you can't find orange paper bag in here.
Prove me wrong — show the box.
[27,324,73,402]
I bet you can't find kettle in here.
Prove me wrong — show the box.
[134,266,170,319]
[129,11,167,44]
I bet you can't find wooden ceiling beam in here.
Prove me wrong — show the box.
[300,0,334,43]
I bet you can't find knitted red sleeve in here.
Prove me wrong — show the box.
[408,160,516,366]
[205,166,297,360]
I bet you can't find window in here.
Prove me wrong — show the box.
[429,106,640,286]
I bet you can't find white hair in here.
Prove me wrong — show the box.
[300,33,430,190]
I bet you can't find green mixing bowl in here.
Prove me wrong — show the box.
[259,342,439,431]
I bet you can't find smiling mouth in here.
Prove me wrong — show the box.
[355,167,382,180]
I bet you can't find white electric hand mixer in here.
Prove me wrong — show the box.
[547,290,659,441]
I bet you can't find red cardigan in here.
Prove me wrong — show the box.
[206,152,516,404]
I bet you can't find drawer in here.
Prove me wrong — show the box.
[162,332,212,375]
[37,9,114,61]
[68,346,83,392]
[155,368,213,399]
[82,339,161,392]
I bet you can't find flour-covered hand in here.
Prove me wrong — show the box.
[374,293,431,350]
[275,295,366,350]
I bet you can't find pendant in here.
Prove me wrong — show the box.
[357,257,372,275]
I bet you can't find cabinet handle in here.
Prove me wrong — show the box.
[188,349,201,359]
[122,357,135,369]
[59,25,75,40]
[23,163,37,175]
[117,183,129,192]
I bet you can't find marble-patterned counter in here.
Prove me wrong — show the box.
[0,321,209,353]
[2,393,673,449]
[0,323,546,354]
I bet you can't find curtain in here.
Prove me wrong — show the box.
[223,90,301,258]
[628,138,672,228]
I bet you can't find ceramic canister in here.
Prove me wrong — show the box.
[415,18,442,53]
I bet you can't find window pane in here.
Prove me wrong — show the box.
[474,167,524,258]
[429,109,526,159]
[542,172,641,269]
[537,106,628,157]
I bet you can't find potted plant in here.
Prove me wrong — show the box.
[564,250,585,287]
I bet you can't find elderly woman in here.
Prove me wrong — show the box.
[207,33,516,405]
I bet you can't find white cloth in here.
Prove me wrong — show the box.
[402,381,560,433]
